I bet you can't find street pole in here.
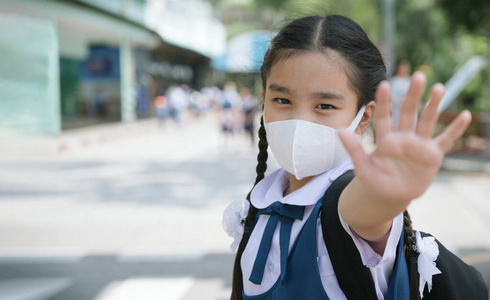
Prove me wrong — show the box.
[487,26,490,104]
[384,0,395,77]
[120,0,135,123]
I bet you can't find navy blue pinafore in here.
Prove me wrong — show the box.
[243,197,410,300]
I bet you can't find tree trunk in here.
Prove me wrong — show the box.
[487,10,490,105]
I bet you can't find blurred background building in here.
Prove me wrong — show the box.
[0,0,226,138]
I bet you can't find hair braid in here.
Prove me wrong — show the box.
[244,115,268,232]
[231,115,268,300]
[403,210,421,300]
[254,116,269,185]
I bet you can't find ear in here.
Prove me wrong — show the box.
[355,101,376,134]
[261,89,265,101]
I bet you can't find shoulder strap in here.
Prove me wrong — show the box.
[321,170,378,300]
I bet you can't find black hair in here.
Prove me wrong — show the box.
[231,14,420,300]
[260,15,386,109]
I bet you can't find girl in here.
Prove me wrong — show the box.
[226,15,488,300]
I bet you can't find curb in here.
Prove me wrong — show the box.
[441,155,490,173]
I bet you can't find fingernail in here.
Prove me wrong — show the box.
[413,71,426,79]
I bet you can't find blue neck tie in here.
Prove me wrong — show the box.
[249,202,305,285]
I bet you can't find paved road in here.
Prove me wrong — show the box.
[0,115,258,300]
[0,114,488,299]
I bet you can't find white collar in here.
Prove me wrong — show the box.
[251,157,355,209]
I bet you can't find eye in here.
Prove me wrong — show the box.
[274,98,292,105]
[316,104,335,110]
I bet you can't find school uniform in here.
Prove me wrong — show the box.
[240,160,488,299]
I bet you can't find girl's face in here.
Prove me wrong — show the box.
[263,51,367,132]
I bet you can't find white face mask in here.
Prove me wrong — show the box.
[264,106,366,180]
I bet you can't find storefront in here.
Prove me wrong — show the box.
[0,0,226,136]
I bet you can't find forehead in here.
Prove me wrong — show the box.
[266,51,357,99]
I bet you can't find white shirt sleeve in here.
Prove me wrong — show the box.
[316,212,404,299]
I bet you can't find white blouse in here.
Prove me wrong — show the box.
[241,158,403,299]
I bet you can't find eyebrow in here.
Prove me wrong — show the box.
[311,91,344,100]
[268,83,344,100]
[268,84,292,94]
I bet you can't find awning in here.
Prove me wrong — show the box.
[0,0,161,59]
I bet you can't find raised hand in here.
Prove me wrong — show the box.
[338,72,472,238]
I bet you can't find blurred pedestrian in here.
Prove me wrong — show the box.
[219,82,243,138]
[154,95,168,124]
[240,87,258,145]
[90,86,106,118]
[136,75,151,118]
[201,85,221,113]
[165,84,189,125]
[390,60,412,129]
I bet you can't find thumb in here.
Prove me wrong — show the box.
[338,129,368,170]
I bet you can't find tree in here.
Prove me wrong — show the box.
[438,0,490,105]
[438,0,490,33]
[391,0,489,113]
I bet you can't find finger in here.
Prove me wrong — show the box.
[338,129,368,171]
[398,72,426,131]
[374,81,392,140]
[435,110,472,153]
[416,83,444,138]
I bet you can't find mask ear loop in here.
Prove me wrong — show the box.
[262,102,268,124]
[347,105,366,133]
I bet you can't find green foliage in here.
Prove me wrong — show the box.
[213,0,489,112]
[436,0,490,113]
[394,0,489,112]
[281,0,382,41]
[438,0,490,33]
[218,0,382,40]
[395,1,442,73]
[460,73,489,112]
[226,20,264,38]
[253,0,288,9]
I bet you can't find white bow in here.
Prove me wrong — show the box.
[222,199,250,251]
[415,230,442,298]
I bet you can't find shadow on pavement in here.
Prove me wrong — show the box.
[0,252,236,300]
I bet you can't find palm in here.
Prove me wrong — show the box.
[358,131,442,203]
[340,73,471,205]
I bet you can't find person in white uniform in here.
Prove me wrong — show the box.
[390,60,413,130]
[224,15,487,300]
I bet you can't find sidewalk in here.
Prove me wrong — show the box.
[2,112,486,175]
[58,118,163,154]
[58,112,216,157]
[0,112,220,160]
[59,117,490,173]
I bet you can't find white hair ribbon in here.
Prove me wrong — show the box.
[222,199,250,251]
[415,230,442,298]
